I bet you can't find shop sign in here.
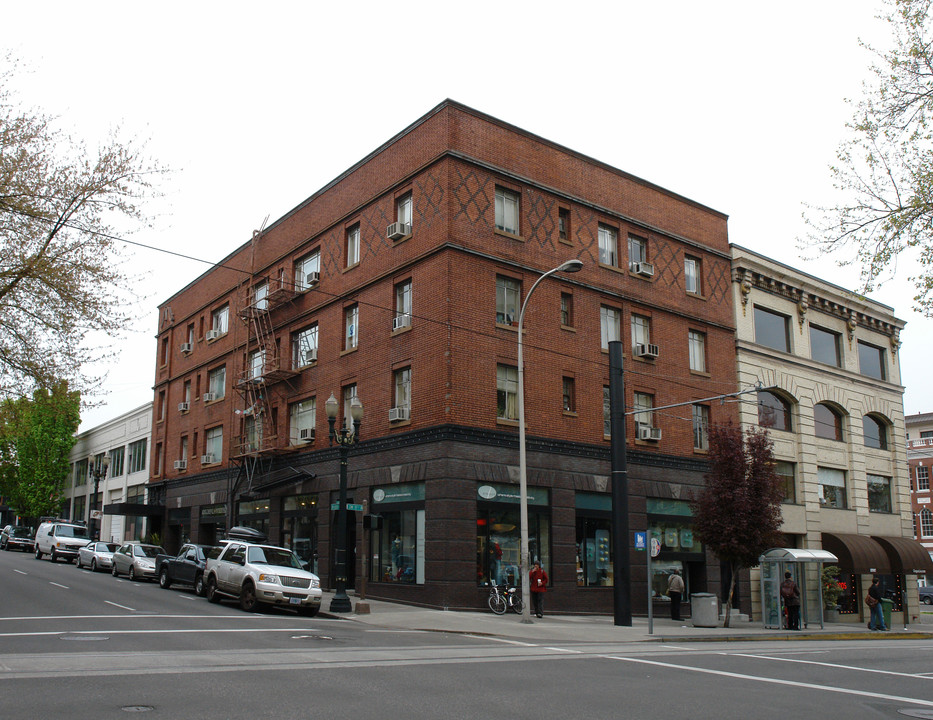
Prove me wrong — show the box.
[371,482,425,505]
[476,483,549,506]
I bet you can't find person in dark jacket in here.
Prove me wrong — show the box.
[529,560,548,618]
[867,577,886,631]
[668,569,685,621]
[780,571,801,630]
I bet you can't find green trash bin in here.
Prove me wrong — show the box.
[880,598,893,629]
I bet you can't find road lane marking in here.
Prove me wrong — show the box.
[13,570,27,575]
[0,628,313,638]
[0,614,294,622]
[728,652,933,680]
[104,601,136,611]
[608,656,933,708]
[49,582,69,589]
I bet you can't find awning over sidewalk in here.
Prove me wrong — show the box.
[760,548,837,563]
[102,502,165,518]
[820,533,891,574]
[871,535,933,575]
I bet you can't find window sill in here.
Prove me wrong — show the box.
[686,291,706,301]
[496,418,519,427]
[693,448,709,455]
[205,332,228,345]
[340,346,359,357]
[203,397,225,406]
[293,361,317,371]
[560,325,576,333]
[494,229,524,242]
[629,270,654,282]
[689,369,711,378]
[562,410,578,418]
[558,237,572,246]
[391,233,412,245]
[495,322,518,332]
[342,262,360,273]
[391,325,412,337]
[597,262,626,275]
[389,419,412,429]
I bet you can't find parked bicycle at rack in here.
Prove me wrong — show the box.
[487,582,524,615]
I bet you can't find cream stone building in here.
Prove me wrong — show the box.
[732,245,932,626]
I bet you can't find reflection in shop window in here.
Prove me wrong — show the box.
[576,517,612,586]
[370,509,423,584]
[477,507,550,587]
[282,494,318,574]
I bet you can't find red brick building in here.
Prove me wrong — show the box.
[906,412,933,566]
[149,100,739,613]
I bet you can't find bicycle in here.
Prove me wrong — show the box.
[487,582,524,615]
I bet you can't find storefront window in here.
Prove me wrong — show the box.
[646,498,703,605]
[369,483,425,585]
[476,483,550,586]
[199,504,226,545]
[651,560,687,601]
[576,493,612,587]
[237,498,270,536]
[282,494,318,573]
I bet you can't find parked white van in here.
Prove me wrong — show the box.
[34,521,91,563]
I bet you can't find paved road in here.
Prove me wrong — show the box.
[3,550,933,719]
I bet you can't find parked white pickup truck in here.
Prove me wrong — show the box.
[203,541,322,616]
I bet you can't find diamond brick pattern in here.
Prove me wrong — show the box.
[415,172,444,227]
[526,192,557,251]
[452,167,491,224]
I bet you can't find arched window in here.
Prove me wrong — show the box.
[862,414,888,450]
[758,391,792,431]
[921,509,933,538]
[814,403,843,441]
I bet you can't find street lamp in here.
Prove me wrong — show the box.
[324,392,363,613]
[87,454,110,542]
[517,258,583,623]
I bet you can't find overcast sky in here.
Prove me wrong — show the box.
[4,1,929,431]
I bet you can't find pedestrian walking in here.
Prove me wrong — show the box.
[780,571,801,630]
[529,560,548,618]
[668,568,685,621]
[866,577,886,631]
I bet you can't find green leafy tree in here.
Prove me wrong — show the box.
[0,382,79,519]
[0,56,163,397]
[692,423,785,627]
[805,0,933,314]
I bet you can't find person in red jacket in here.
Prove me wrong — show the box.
[529,560,548,618]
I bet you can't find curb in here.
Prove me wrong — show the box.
[659,631,933,643]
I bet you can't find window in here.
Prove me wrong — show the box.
[496,276,520,325]
[372,501,425,585]
[628,235,647,269]
[186,324,194,346]
[128,439,147,474]
[73,458,88,487]
[598,224,618,267]
[684,256,701,294]
[758,391,792,431]
[395,279,412,326]
[158,390,166,421]
[295,250,320,291]
[600,306,621,350]
[109,446,125,477]
[562,377,576,413]
[180,436,188,466]
[346,224,360,267]
[818,467,847,509]
[692,404,709,451]
[631,314,650,349]
[289,398,315,445]
[558,208,570,243]
[211,305,229,335]
[252,281,269,311]
[247,348,265,381]
[921,508,933,537]
[867,474,892,513]
[814,403,843,441]
[208,366,226,400]
[918,465,930,491]
[603,386,611,436]
[858,340,886,380]
[477,492,550,587]
[863,415,888,449]
[810,325,841,366]
[344,305,358,350]
[160,336,169,366]
[394,367,411,412]
[560,292,574,328]
[205,426,223,463]
[688,331,706,372]
[396,193,412,228]
[497,364,518,421]
[754,307,791,352]
[775,460,796,503]
[495,187,520,235]
[183,380,191,406]
[342,384,358,433]
[633,392,654,430]
[576,495,612,587]
[292,325,318,368]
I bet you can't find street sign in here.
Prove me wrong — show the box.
[634,531,646,550]
[90,510,102,520]
[650,538,661,558]
[330,502,339,510]
[347,503,364,512]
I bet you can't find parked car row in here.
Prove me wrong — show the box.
[24,521,323,617]
[1,525,36,552]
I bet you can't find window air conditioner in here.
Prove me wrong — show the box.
[200,454,215,464]
[202,392,217,403]
[633,261,655,278]
[206,329,221,341]
[180,342,192,353]
[637,425,662,441]
[298,428,315,443]
[305,272,320,288]
[173,460,187,470]
[177,402,189,412]
[386,222,410,240]
[389,407,410,422]
[634,343,660,359]
[301,349,317,365]
[392,314,412,331]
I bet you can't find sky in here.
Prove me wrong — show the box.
[3,1,930,431]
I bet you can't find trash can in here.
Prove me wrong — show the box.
[690,593,718,628]
[881,598,893,629]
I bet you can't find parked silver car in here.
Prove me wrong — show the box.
[111,542,165,581]
[76,541,118,572]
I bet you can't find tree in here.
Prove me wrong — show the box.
[0,57,163,397]
[0,382,79,519]
[691,422,785,627]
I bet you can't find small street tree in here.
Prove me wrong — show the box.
[692,422,785,627]
[0,382,79,520]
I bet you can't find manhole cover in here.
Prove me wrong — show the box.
[60,634,108,642]
[121,706,154,713]
[898,710,933,718]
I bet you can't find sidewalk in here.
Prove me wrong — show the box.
[317,592,933,644]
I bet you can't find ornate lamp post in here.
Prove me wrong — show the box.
[517,258,583,623]
[324,392,363,613]
[87,454,111,542]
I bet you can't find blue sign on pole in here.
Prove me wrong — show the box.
[634,531,647,551]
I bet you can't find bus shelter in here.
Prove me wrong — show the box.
[759,548,838,629]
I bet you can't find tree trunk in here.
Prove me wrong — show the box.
[722,562,738,628]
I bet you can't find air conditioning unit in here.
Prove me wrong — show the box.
[386,222,410,240]
[200,454,215,464]
[301,349,317,365]
[389,407,410,422]
[637,425,662,441]
[177,402,189,412]
[392,314,412,331]
[180,342,192,353]
[298,428,314,443]
[203,392,217,403]
[305,271,320,288]
[634,343,660,359]
[633,261,655,278]
[206,329,221,341]
[173,460,187,471]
